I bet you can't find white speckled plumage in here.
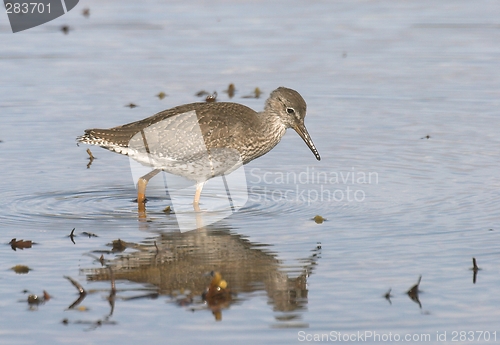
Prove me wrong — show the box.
[77,87,320,202]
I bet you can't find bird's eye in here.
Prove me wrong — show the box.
[286,107,295,114]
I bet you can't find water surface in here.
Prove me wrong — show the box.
[1,0,500,344]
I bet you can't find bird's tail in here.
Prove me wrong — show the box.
[76,128,135,154]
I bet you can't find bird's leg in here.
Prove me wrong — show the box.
[193,181,206,212]
[137,169,161,214]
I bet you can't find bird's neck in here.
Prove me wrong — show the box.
[250,110,287,159]
[258,109,286,136]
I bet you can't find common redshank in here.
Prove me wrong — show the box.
[77,87,320,211]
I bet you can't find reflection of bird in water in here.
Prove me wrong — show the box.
[83,228,321,322]
[77,87,320,212]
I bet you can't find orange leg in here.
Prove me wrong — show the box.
[193,181,205,211]
[137,169,161,214]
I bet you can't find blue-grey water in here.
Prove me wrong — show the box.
[1,0,500,344]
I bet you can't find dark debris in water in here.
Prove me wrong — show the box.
[61,25,70,34]
[68,228,76,244]
[110,239,128,252]
[383,288,393,305]
[69,230,102,246]
[65,318,117,331]
[407,275,422,309]
[202,271,232,322]
[9,238,34,251]
[471,257,480,271]
[27,294,42,305]
[205,91,217,103]
[471,257,481,284]
[63,267,157,330]
[125,103,138,108]
[82,8,90,18]
[24,290,51,309]
[420,135,431,139]
[103,239,154,253]
[64,276,87,310]
[65,276,87,295]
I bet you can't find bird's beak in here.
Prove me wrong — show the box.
[292,121,321,161]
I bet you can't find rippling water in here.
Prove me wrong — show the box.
[1,0,500,344]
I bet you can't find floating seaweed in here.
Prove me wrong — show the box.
[156,92,167,100]
[224,83,236,98]
[11,265,32,274]
[9,238,33,251]
[313,215,325,224]
[242,87,262,99]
